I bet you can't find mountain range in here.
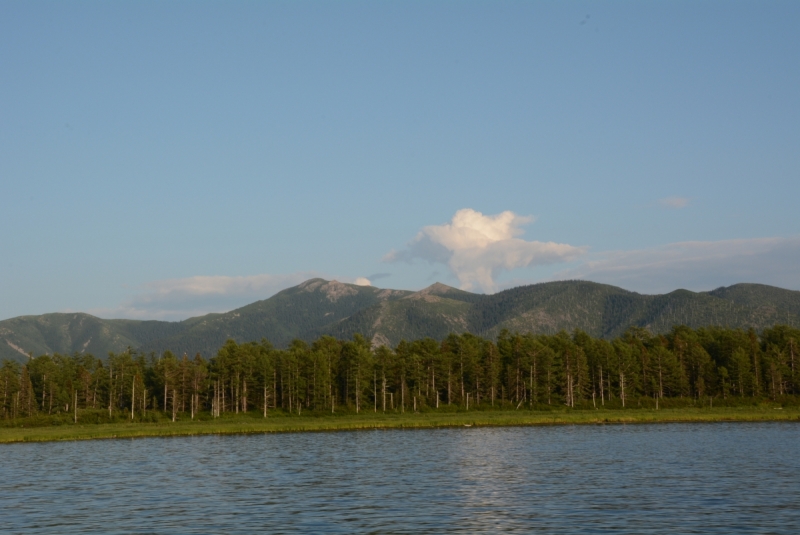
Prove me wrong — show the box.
[2,278,800,363]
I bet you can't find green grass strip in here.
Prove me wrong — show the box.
[2,407,798,444]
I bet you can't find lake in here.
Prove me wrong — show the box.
[1,422,798,533]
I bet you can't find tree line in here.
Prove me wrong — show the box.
[2,324,798,421]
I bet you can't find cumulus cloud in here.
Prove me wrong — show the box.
[659,196,690,209]
[384,208,586,292]
[354,277,372,286]
[556,236,800,293]
[90,271,322,321]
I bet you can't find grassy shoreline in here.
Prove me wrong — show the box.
[2,407,798,444]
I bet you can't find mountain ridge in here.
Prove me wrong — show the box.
[2,279,800,363]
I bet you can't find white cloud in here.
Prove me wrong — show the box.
[556,236,800,293]
[384,208,586,292]
[90,271,322,321]
[354,277,372,286]
[659,196,690,209]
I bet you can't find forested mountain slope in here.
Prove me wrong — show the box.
[320,283,476,345]
[708,283,800,318]
[326,281,800,346]
[2,278,800,363]
[136,279,411,356]
[0,313,139,362]
[473,282,800,340]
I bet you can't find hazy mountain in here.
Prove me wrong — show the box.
[2,279,800,363]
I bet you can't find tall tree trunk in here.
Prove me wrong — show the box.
[432,369,437,408]
[790,339,796,394]
[460,354,464,406]
[599,366,604,405]
[108,365,113,418]
[447,370,451,405]
[529,366,534,407]
[401,377,405,413]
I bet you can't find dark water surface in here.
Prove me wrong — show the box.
[1,422,798,534]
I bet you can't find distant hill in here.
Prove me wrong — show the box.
[320,282,480,345]
[2,279,800,363]
[324,280,800,345]
[136,279,411,356]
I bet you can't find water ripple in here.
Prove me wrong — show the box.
[1,422,798,534]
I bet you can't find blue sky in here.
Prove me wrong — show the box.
[2,1,799,321]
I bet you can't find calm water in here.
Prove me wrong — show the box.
[1,422,798,534]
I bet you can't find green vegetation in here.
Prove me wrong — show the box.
[0,279,408,362]
[2,407,798,444]
[2,322,800,443]
[3,279,800,364]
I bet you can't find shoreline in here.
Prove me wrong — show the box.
[2,407,798,444]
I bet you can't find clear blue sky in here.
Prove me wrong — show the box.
[2,1,799,321]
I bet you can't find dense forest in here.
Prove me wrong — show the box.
[2,324,799,422]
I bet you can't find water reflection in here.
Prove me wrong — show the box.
[1,423,798,533]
